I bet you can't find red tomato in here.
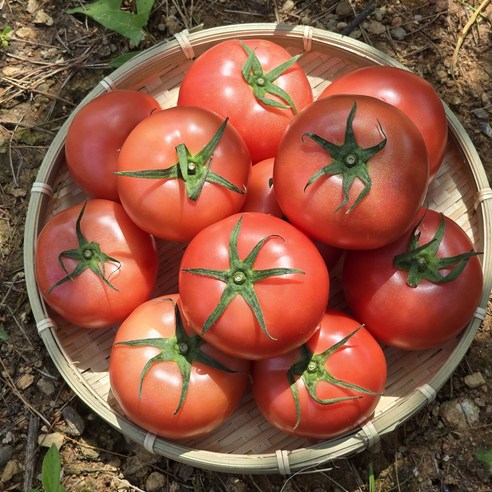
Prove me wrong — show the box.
[178,39,313,163]
[343,209,483,350]
[240,157,284,217]
[273,95,429,250]
[179,212,329,360]
[318,66,448,180]
[253,310,386,439]
[109,295,250,440]
[35,199,158,329]
[65,90,161,201]
[116,106,252,242]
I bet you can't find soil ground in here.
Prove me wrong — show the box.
[0,1,491,491]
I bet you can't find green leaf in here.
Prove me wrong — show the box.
[109,51,141,68]
[67,0,155,46]
[0,326,8,343]
[42,444,68,492]
[475,448,492,472]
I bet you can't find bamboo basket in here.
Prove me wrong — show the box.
[24,24,492,475]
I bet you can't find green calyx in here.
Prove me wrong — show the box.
[115,117,245,201]
[182,216,305,340]
[287,327,382,430]
[393,212,482,288]
[47,202,121,295]
[303,101,387,213]
[241,42,301,113]
[115,299,250,415]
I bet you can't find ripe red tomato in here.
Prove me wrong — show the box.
[116,106,252,242]
[35,199,158,329]
[65,90,161,201]
[178,39,313,163]
[273,94,429,250]
[343,208,483,350]
[178,212,329,360]
[252,309,386,439]
[109,295,250,440]
[318,66,448,180]
[240,157,284,217]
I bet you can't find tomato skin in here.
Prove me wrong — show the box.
[273,94,429,250]
[35,199,158,329]
[109,294,250,440]
[178,39,313,163]
[342,209,483,350]
[65,90,161,201]
[179,212,330,360]
[252,310,386,439]
[318,66,447,180]
[240,157,284,217]
[117,105,252,242]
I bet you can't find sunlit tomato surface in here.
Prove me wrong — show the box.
[116,105,252,242]
[253,310,387,439]
[109,295,250,440]
[343,208,483,350]
[273,94,429,250]
[178,39,313,163]
[179,212,329,360]
[318,66,448,180]
[65,90,160,201]
[35,199,158,329]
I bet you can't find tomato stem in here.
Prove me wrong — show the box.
[115,117,246,201]
[115,299,250,415]
[303,101,387,213]
[46,201,121,295]
[393,212,482,287]
[181,215,305,341]
[287,326,382,430]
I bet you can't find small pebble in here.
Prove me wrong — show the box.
[464,372,486,389]
[390,27,406,41]
[479,122,492,138]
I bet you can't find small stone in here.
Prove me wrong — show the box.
[124,455,151,476]
[374,7,387,21]
[26,0,39,14]
[38,432,65,450]
[281,0,295,13]
[166,15,181,35]
[1,460,20,482]
[34,10,54,26]
[390,27,407,41]
[145,471,167,492]
[392,16,403,27]
[480,122,492,138]
[79,438,99,459]
[464,372,486,389]
[61,406,85,437]
[0,446,13,468]
[440,397,480,430]
[15,27,38,39]
[157,23,166,32]
[2,66,22,77]
[336,22,348,31]
[365,20,387,35]
[16,373,34,390]
[36,378,55,397]
[336,0,352,18]
[472,108,489,119]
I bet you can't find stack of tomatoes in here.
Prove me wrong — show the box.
[34,39,483,442]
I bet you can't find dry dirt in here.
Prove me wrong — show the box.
[0,1,491,491]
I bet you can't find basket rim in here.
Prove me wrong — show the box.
[23,22,492,475]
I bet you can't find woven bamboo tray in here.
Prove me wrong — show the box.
[24,23,492,475]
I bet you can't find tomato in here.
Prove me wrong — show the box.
[273,94,429,250]
[240,157,284,217]
[318,66,448,180]
[116,106,252,242]
[65,90,161,201]
[178,39,313,163]
[35,199,158,329]
[178,212,329,360]
[343,208,483,350]
[252,309,386,439]
[109,295,250,440]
